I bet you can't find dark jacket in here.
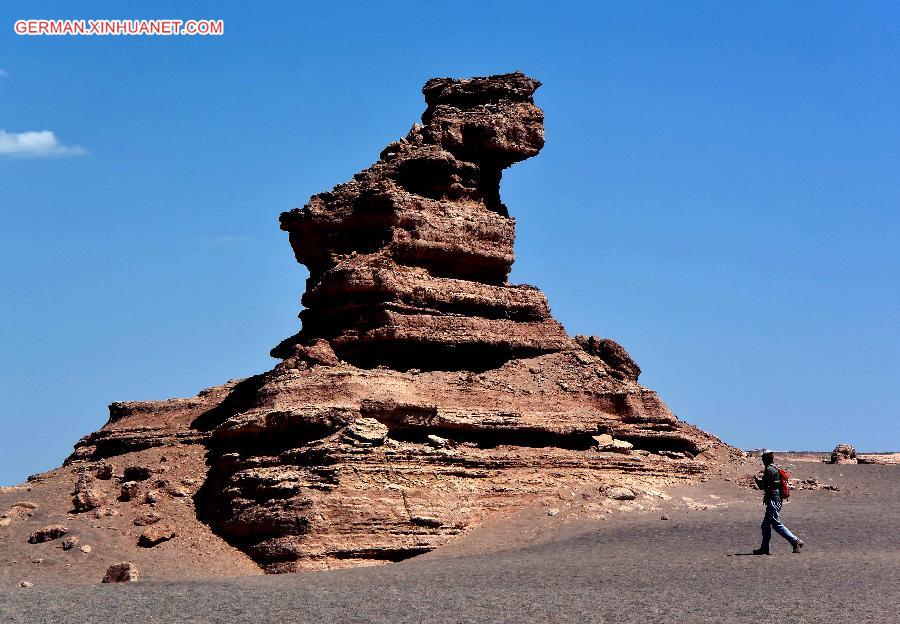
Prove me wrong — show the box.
[755,464,782,503]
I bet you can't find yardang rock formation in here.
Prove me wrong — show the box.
[271,72,569,369]
[9,73,725,579]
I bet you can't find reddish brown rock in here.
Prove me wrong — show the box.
[72,474,106,512]
[575,336,641,382]
[20,73,730,577]
[102,562,139,583]
[138,525,176,547]
[133,511,163,526]
[28,525,69,544]
[190,73,725,572]
[272,72,570,370]
[280,339,341,368]
[119,481,140,501]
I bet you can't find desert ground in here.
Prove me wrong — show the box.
[2,456,896,624]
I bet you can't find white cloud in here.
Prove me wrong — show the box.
[0,129,87,158]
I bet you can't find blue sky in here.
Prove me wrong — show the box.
[1,1,898,484]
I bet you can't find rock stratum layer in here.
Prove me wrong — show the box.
[6,73,728,579]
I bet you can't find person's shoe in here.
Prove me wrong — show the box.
[752,548,770,555]
[792,539,805,553]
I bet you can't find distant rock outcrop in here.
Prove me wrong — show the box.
[830,444,858,465]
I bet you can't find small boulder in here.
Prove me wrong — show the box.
[120,481,140,501]
[62,536,80,550]
[138,525,176,548]
[79,545,92,554]
[604,487,636,501]
[72,487,106,512]
[72,475,107,513]
[144,490,160,504]
[19,581,33,588]
[102,562,139,583]
[28,525,69,544]
[0,517,10,527]
[830,444,858,465]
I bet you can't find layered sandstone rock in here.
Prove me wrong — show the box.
[14,73,729,579]
[191,73,725,572]
[272,73,570,369]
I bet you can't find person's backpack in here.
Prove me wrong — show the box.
[778,466,791,499]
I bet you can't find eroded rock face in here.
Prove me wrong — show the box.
[190,73,725,572]
[575,336,641,382]
[52,72,728,575]
[271,72,570,370]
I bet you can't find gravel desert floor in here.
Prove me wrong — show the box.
[1,459,897,624]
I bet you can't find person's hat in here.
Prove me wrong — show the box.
[761,449,775,456]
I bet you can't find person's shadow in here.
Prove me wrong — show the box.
[729,552,764,556]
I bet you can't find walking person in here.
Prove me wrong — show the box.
[753,450,805,555]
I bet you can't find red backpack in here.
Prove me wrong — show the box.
[778,467,791,499]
